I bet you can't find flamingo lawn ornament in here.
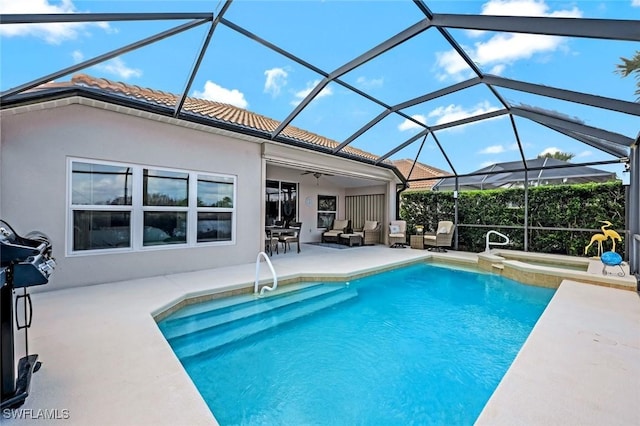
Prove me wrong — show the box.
[600,220,623,252]
[584,233,608,257]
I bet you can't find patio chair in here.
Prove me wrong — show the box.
[279,222,302,253]
[354,220,381,245]
[265,230,279,255]
[389,220,407,248]
[322,219,351,243]
[424,221,455,252]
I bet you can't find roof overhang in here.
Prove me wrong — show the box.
[1,86,407,186]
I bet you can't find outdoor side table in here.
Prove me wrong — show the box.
[410,235,424,249]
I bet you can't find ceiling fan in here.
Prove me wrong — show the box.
[301,170,333,185]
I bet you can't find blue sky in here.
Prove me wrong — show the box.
[1,0,639,180]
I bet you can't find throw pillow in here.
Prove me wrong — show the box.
[389,224,400,234]
[438,226,449,234]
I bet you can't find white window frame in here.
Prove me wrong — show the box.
[66,158,236,256]
[317,194,338,229]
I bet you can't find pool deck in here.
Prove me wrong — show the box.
[3,245,638,425]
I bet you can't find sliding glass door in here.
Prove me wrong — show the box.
[266,180,297,226]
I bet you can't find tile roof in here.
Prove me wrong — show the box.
[59,74,381,162]
[392,159,451,191]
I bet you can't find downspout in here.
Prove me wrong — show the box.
[392,166,408,220]
[396,182,408,220]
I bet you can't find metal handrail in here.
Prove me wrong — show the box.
[458,223,628,233]
[485,230,510,252]
[254,251,278,296]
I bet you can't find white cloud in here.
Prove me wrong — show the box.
[192,80,249,109]
[434,50,468,81]
[428,100,500,126]
[291,80,333,107]
[435,0,583,80]
[478,142,519,154]
[398,114,427,131]
[538,146,561,156]
[480,0,581,17]
[479,145,505,154]
[264,67,287,97]
[489,64,506,75]
[474,32,567,66]
[356,76,384,89]
[95,57,142,80]
[0,0,111,45]
[633,0,640,6]
[71,50,83,63]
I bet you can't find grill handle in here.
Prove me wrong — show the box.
[15,292,32,331]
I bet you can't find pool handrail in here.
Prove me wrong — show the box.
[255,251,278,295]
[485,230,510,252]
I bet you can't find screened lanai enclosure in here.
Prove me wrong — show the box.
[1,0,638,277]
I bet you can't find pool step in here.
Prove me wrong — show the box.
[162,285,358,359]
[160,284,334,340]
[164,282,315,322]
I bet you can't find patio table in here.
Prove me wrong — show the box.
[265,227,295,237]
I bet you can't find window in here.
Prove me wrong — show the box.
[197,175,234,242]
[68,159,235,253]
[265,180,297,226]
[71,162,133,250]
[143,169,189,246]
[317,195,337,228]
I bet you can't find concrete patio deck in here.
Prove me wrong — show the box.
[2,244,638,425]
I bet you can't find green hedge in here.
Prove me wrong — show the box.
[400,181,626,257]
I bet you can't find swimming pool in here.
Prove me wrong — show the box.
[158,263,555,425]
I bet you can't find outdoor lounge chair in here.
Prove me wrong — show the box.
[279,222,302,253]
[424,221,455,252]
[322,219,351,243]
[354,220,381,245]
[388,220,407,248]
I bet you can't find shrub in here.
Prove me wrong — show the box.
[400,181,626,256]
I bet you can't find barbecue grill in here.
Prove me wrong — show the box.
[1,220,55,409]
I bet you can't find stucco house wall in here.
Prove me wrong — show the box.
[1,101,263,290]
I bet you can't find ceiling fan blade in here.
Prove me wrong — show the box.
[301,171,333,179]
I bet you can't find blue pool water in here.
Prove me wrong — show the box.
[158,263,555,425]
